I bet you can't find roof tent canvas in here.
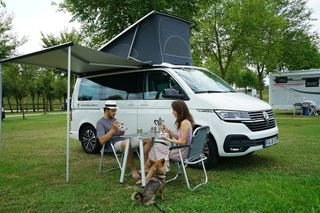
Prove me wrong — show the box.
[99,11,194,65]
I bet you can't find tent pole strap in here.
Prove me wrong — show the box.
[66,46,71,182]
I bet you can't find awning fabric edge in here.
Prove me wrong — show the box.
[0,42,145,75]
[0,42,74,64]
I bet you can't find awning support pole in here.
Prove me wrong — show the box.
[66,46,71,182]
[0,63,2,145]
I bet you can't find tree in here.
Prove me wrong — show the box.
[279,30,320,70]
[53,77,67,108]
[57,0,200,47]
[0,2,23,59]
[236,69,258,93]
[9,65,30,119]
[240,0,314,100]
[238,0,285,99]
[2,67,14,112]
[23,65,40,112]
[192,0,245,80]
[1,1,25,115]
[40,28,82,47]
[37,70,55,114]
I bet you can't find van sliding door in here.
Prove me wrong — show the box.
[92,72,142,134]
[137,70,184,132]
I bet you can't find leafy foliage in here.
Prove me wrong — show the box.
[192,0,245,80]
[279,30,320,70]
[40,28,82,47]
[0,4,22,59]
[192,0,318,99]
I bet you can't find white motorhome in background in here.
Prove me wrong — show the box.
[269,69,320,110]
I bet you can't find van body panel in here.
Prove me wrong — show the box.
[114,100,138,134]
[196,93,271,111]
[72,101,101,138]
[137,100,176,132]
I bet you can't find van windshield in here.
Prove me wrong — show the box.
[174,68,235,93]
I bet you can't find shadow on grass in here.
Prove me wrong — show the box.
[215,153,278,171]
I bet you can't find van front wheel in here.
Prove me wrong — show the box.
[204,136,219,168]
[80,125,101,154]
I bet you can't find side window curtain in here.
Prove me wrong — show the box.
[144,71,183,100]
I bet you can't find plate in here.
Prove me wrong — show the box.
[264,136,278,147]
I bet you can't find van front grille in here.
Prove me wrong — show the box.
[242,110,276,131]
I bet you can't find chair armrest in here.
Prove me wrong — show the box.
[169,144,190,150]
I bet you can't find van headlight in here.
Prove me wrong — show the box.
[215,110,250,121]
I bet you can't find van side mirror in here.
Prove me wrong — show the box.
[163,88,185,99]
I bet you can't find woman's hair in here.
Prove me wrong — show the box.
[171,100,194,129]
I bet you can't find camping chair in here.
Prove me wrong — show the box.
[302,100,319,116]
[99,139,140,174]
[293,103,303,115]
[166,126,210,191]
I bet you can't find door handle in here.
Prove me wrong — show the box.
[128,103,135,106]
[140,103,148,106]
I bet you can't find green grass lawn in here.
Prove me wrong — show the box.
[0,113,319,212]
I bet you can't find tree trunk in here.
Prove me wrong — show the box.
[221,68,226,80]
[46,99,49,113]
[43,96,46,115]
[19,99,25,119]
[25,98,28,113]
[49,98,53,111]
[37,95,40,112]
[7,97,13,113]
[257,72,263,100]
[32,96,35,112]
[16,98,19,112]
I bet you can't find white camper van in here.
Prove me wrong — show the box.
[269,69,320,110]
[70,64,279,167]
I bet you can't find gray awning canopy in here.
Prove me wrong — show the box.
[0,42,145,74]
[0,41,147,183]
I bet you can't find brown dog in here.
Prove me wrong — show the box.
[131,159,166,205]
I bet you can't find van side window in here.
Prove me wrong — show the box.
[275,77,287,83]
[305,78,319,87]
[78,79,101,100]
[144,71,183,100]
[78,72,142,101]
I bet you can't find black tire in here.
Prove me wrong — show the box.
[203,135,219,168]
[80,125,101,154]
[190,134,219,169]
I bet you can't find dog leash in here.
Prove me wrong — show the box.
[154,203,165,213]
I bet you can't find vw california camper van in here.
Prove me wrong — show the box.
[70,64,278,167]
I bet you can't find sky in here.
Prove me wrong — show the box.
[4,0,320,55]
[5,0,80,54]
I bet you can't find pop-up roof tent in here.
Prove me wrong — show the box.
[0,10,195,183]
[99,10,195,65]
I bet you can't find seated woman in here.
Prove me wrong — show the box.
[144,100,194,182]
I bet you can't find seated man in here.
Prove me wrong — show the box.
[96,100,152,179]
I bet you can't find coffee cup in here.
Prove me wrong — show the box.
[118,123,126,132]
[137,128,142,134]
[151,126,157,133]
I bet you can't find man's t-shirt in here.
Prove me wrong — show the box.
[96,117,125,146]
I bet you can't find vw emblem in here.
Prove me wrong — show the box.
[263,111,269,121]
